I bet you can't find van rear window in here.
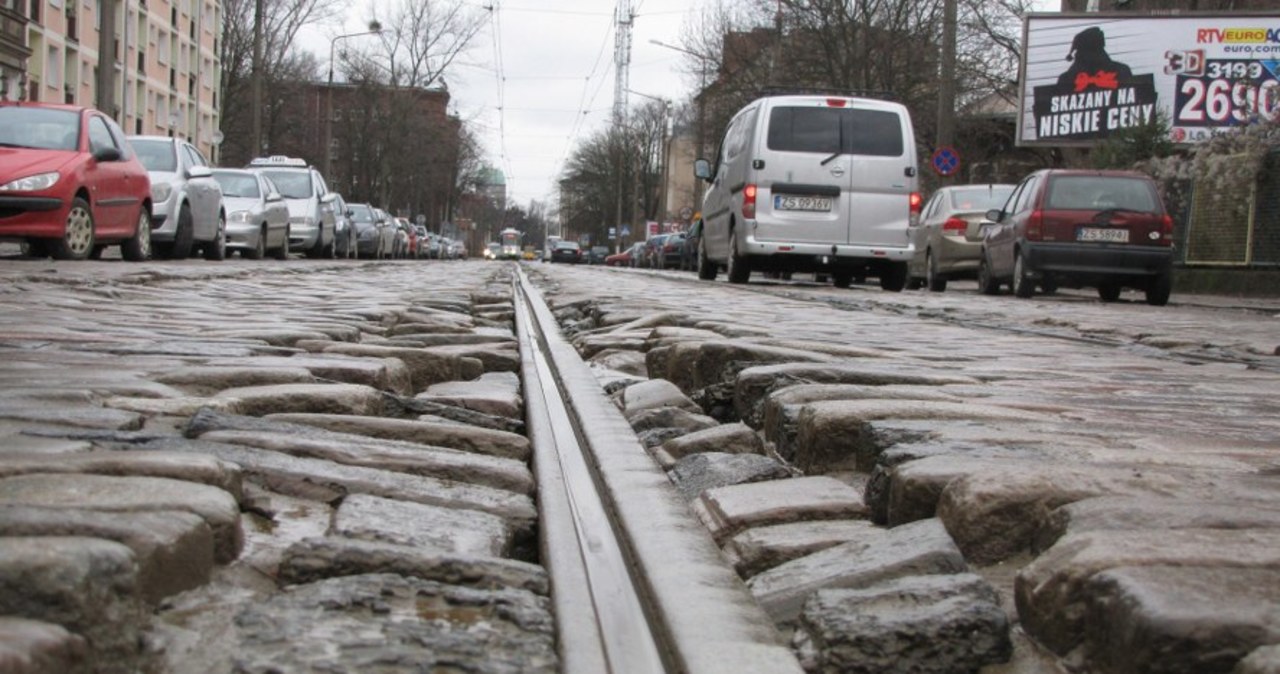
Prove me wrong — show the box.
[767,107,903,157]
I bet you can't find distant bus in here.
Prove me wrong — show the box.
[499,228,522,260]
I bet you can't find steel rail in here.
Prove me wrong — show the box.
[512,267,802,674]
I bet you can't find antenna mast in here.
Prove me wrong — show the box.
[613,0,633,128]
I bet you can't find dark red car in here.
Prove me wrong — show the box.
[979,169,1174,306]
[0,102,153,261]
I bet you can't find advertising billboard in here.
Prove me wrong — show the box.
[1018,14,1280,146]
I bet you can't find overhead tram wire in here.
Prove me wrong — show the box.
[487,1,516,194]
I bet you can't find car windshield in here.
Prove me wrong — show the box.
[767,106,904,157]
[258,170,314,199]
[1046,176,1159,213]
[348,205,374,222]
[212,171,260,198]
[131,139,178,172]
[948,186,1014,212]
[0,107,80,151]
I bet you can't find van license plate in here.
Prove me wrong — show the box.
[775,195,832,212]
[1078,227,1128,243]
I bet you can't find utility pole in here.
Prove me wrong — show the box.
[251,0,264,156]
[95,0,117,115]
[935,0,957,185]
[613,0,632,244]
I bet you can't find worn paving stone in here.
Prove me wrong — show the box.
[587,349,648,378]
[0,537,143,674]
[723,519,879,579]
[154,364,331,395]
[668,452,793,502]
[200,429,534,496]
[0,473,243,563]
[620,379,702,417]
[1034,495,1280,554]
[423,343,520,373]
[320,343,484,392]
[748,518,969,624]
[625,406,719,434]
[759,383,962,455]
[265,413,531,461]
[417,371,523,419]
[693,476,869,544]
[0,450,243,502]
[1236,645,1280,674]
[1014,529,1280,658]
[278,537,548,595]
[793,573,1011,674]
[0,506,214,603]
[232,573,558,673]
[331,494,512,557]
[143,438,536,545]
[653,340,837,394]
[0,616,89,674]
[0,402,144,431]
[658,422,764,462]
[214,383,388,417]
[1080,565,1280,674]
[575,334,649,360]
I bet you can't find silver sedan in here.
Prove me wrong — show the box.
[212,169,290,260]
[907,184,1015,292]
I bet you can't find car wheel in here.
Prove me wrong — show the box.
[879,262,907,292]
[53,197,96,261]
[171,204,195,260]
[926,251,947,292]
[977,254,1001,295]
[1097,282,1122,303]
[121,206,152,261]
[832,271,853,289]
[273,225,291,260]
[1145,272,1171,306]
[246,225,266,260]
[726,229,750,284]
[1013,252,1035,298]
[203,213,227,261]
[696,238,718,280]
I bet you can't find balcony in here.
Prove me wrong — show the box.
[0,4,31,62]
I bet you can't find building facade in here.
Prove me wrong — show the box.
[7,0,221,158]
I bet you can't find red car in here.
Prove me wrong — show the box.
[0,102,153,261]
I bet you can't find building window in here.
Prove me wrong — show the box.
[46,45,60,90]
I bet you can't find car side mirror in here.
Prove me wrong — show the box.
[187,166,213,179]
[694,158,712,182]
[266,192,283,202]
[985,208,1004,223]
[346,209,354,217]
[93,147,122,162]
[320,193,337,204]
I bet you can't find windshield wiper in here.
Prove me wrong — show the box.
[0,142,31,149]
[820,116,847,166]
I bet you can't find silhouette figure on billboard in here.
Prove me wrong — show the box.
[1057,27,1134,93]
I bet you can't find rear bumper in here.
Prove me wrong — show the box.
[744,231,914,263]
[933,236,983,276]
[1025,241,1173,278]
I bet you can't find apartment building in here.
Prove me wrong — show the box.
[4,0,221,158]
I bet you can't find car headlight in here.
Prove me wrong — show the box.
[1,171,60,192]
[229,210,253,223]
[151,183,173,203]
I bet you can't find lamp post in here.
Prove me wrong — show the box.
[649,39,710,208]
[324,21,382,176]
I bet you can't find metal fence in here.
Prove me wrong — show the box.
[1177,150,1280,268]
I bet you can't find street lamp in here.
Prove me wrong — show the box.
[325,21,383,176]
[649,39,711,207]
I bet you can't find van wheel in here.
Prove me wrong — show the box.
[832,272,852,289]
[726,230,750,284]
[697,237,717,280]
[926,251,947,292]
[879,262,907,292]
[1013,253,1035,298]
[977,255,1001,295]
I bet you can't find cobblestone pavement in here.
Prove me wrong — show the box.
[1,253,1278,674]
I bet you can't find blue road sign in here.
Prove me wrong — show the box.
[931,146,960,177]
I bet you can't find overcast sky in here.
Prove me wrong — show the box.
[301,0,698,209]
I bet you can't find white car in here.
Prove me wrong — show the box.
[247,156,337,258]
[129,136,226,260]
[211,169,290,260]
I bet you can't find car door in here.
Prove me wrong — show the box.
[260,174,288,245]
[182,144,221,239]
[312,171,336,246]
[85,114,133,233]
[988,175,1038,277]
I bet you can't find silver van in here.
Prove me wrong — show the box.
[693,94,920,290]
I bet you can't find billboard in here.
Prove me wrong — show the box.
[1018,14,1280,146]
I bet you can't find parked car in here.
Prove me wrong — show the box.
[587,245,609,264]
[413,225,429,258]
[393,217,416,258]
[485,242,500,260]
[641,234,671,268]
[0,102,152,261]
[129,135,225,260]
[347,203,388,259]
[549,239,583,263]
[694,93,918,289]
[211,169,290,260]
[906,184,1015,292]
[680,218,703,271]
[451,239,468,259]
[979,169,1174,306]
[247,156,337,258]
[656,232,686,269]
[606,241,645,267]
[332,194,356,258]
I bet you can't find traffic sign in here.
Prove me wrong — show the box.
[931,146,961,177]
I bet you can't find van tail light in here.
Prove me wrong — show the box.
[1026,209,1044,241]
[1160,214,1174,245]
[743,184,757,219]
[942,217,967,235]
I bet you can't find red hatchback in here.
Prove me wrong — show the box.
[0,103,153,261]
[979,169,1174,306]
